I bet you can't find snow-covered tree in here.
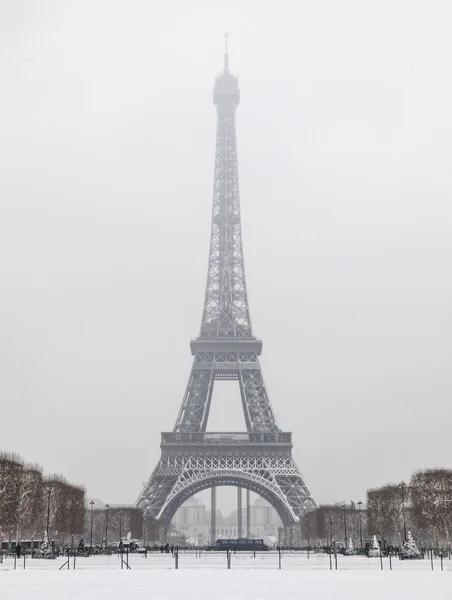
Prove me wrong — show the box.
[345,537,355,555]
[368,535,380,557]
[400,531,420,559]
[40,531,52,555]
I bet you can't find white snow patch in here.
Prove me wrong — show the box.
[0,553,450,599]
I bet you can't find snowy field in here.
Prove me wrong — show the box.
[1,553,451,599]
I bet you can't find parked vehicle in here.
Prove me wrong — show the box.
[212,538,269,551]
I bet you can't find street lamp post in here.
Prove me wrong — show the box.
[357,501,363,549]
[400,482,407,542]
[105,504,110,548]
[143,516,147,551]
[90,501,95,552]
[45,485,53,538]
[328,514,333,547]
[343,504,348,549]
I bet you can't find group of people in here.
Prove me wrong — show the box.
[159,543,175,554]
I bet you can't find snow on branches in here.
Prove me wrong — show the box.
[0,452,85,543]
[400,531,421,559]
[368,535,380,557]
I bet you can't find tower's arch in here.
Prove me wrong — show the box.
[157,471,298,530]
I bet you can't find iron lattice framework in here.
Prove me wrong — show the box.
[136,44,317,534]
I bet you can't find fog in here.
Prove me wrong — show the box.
[1,1,451,512]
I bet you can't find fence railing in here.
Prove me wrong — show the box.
[1,548,451,572]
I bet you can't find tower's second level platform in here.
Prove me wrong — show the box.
[190,337,263,356]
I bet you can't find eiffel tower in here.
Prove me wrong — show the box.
[136,37,317,542]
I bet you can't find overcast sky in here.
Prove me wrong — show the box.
[1,0,451,513]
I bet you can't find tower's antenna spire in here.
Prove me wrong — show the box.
[224,32,229,70]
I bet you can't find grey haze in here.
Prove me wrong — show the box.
[0,1,451,509]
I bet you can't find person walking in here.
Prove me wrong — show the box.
[15,543,21,559]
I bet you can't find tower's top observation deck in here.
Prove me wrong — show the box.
[213,34,240,109]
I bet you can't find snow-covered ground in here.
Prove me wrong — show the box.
[1,553,451,599]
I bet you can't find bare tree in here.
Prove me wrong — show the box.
[44,475,85,545]
[300,504,366,549]
[410,468,452,547]
[367,484,405,547]
[299,508,318,546]
[279,523,302,546]
[85,506,108,546]
[0,454,85,551]
[344,502,365,549]
[105,506,143,542]
[16,463,44,542]
[306,505,343,546]
[44,475,65,540]
[67,485,86,539]
[0,452,24,544]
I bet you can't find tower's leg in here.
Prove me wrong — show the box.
[237,487,242,537]
[246,489,251,538]
[210,486,217,546]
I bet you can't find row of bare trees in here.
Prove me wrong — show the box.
[0,452,85,546]
[291,469,452,549]
[84,506,147,546]
[367,468,452,547]
[293,502,367,548]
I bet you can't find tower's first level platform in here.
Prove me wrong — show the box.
[160,431,292,457]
